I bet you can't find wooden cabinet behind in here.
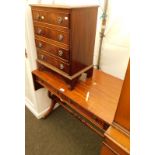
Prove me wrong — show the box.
[113,61,130,131]
[101,60,130,155]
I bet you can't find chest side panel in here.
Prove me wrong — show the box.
[70,7,98,75]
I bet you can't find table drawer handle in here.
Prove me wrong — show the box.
[57,16,63,24]
[58,50,63,56]
[58,34,64,41]
[36,14,45,20]
[40,15,45,20]
[60,64,64,70]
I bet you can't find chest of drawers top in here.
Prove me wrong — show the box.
[31,4,98,28]
[31,4,99,9]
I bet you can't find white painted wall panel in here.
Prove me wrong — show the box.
[25,1,52,118]
[25,59,35,106]
[94,0,130,79]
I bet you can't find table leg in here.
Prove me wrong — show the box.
[42,92,57,118]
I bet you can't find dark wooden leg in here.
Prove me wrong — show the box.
[32,73,43,90]
[38,63,45,71]
[65,76,80,90]
[42,99,57,119]
[42,92,57,118]
[86,67,93,78]
[69,79,78,90]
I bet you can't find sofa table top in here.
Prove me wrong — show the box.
[33,69,123,124]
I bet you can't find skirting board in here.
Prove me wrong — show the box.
[25,97,59,119]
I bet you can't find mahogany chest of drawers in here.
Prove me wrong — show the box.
[31,4,98,89]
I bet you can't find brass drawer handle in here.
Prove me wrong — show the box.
[38,42,43,48]
[58,50,63,56]
[58,34,64,41]
[57,16,63,24]
[59,64,64,70]
[40,15,45,20]
[36,14,45,20]
[37,28,42,35]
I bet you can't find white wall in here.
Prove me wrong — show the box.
[25,0,53,118]
[93,0,130,79]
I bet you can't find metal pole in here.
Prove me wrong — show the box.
[96,0,109,70]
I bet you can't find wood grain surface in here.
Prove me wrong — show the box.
[114,61,130,131]
[32,69,123,124]
[104,126,130,155]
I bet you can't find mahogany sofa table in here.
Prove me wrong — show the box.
[32,68,123,153]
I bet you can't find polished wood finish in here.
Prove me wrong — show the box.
[31,5,98,89]
[114,61,130,131]
[32,9,70,28]
[32,72,43,90]
[101,127,129,155]
[32,67,131,154]
[35,34,69,50]
[37,50,70,73]
[32,69,123,124]
[100,143,116,155]
[104,126,130,154]
[70,7,98,74]
[101,61,130,155]
[35,39,69,61]
[49,93,106,137]
[37,60,93,80]
[32,68,123,140]
[34,24,69,45]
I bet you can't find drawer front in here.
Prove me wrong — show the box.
[37,50,70,74]
[35,39,69,61]
[32,10,70,28]
[34,25,69,45]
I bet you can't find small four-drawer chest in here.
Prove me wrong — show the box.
[31,4,98,89]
